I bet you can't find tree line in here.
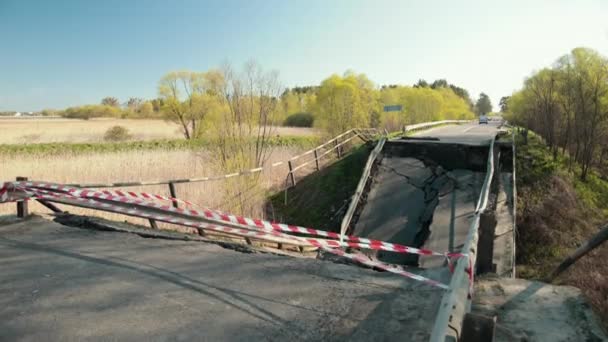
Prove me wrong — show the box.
[504,47,608,180]
[48,67,481,137]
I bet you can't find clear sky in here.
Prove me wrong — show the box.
[1,0,607,112]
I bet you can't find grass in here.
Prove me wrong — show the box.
[0,117,319,144]
[268,143,372,231]
[0,146,313,223]
[514,130,608,328]
[0,135,320,156]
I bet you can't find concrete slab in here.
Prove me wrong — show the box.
[0,216,448,342]
[418,170,485,268]
[493,172,515,277]
[352,157,432,265]
[472,275,607,341]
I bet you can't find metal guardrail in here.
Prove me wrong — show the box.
[338,120,470,241]
[429,136,496,342]
[339,137,386,242]
[403,120,470,133]
[67,128,379,191]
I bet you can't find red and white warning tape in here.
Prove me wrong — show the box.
[13,181,467,259]
[2,181,462,290]
[323,248,450,290]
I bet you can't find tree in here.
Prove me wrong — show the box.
[138,102,154,117]
[126,97,143,110]
[475,93,492,115]
[101,97,120,107]
[204,61,282,215]
[158,70,221,139]
[499,96,510,112]
[506,47,608,181]
[430,79,448,89]
[414,79,429,88]
[313,73,374,135]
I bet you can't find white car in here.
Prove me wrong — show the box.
[479,115,488,124]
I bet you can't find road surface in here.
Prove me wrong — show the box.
[413,121,501,145]
[0,216,448,342]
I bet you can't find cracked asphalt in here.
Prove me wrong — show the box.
[352,122,500,266]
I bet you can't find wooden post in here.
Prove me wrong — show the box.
[168,182,178,209]
[549,224,608,282]
[16,177,28,218]
[314,149,320,171]
[148,219,158,229]
[335,138,342,158]
[287,161,296,187]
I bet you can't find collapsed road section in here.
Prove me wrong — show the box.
[345,135,515,276]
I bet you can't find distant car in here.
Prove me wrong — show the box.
[479,115,488,124]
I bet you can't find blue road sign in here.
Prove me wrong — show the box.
[383,105,403,112]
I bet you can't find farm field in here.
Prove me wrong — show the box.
[0,145,333,227]
[0,117,319,144]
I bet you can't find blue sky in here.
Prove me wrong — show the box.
[1,0,607,111]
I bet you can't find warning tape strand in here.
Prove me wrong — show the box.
[13,181,467,259]
[6,183,453,290]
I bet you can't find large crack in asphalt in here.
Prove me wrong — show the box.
[378,159,457,266]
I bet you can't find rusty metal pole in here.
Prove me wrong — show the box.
[168,182,179,209]
[16,177,29,218]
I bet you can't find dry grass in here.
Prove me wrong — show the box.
[0,146,313,227]
[0,117,319,144]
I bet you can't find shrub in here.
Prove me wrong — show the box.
[284,112,314,127]
[104,125,132,141]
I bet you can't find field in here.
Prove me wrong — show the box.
[0,117,341,227]
[0,145,333,226]
[0,117,318,144]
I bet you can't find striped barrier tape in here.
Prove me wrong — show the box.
[15,181,466,259]
[0,183,8,202]
[97,189,197,207]
[17,185,449,290]
[322,248,450,290]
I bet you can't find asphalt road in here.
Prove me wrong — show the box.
[414,120,501,145]
[0,216,448,342]
[352,121,500,266]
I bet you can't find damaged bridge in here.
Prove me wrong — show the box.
[341,122,518,340]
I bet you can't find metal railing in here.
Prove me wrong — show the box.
[429,136,496,342]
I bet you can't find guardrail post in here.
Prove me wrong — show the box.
[287,161,296,187]
[313,149,320,171]
[335,137,342,158]
[168,182,179,209]
[148,219,158,229]
[16,177,29,218]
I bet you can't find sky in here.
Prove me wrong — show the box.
[1,0,607,112]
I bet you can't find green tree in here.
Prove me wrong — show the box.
[313,73,373,135]
[475,93,492,115]
[507,47,608,180]
[158,70,221,139]
[499,96,510,112]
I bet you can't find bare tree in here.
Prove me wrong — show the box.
[101,97,120,107]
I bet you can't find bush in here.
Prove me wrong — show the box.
[61,105,123,120]
[283,112,314,127]
[104,125,132,141]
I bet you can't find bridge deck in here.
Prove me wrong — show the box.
[0,216,447,342]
